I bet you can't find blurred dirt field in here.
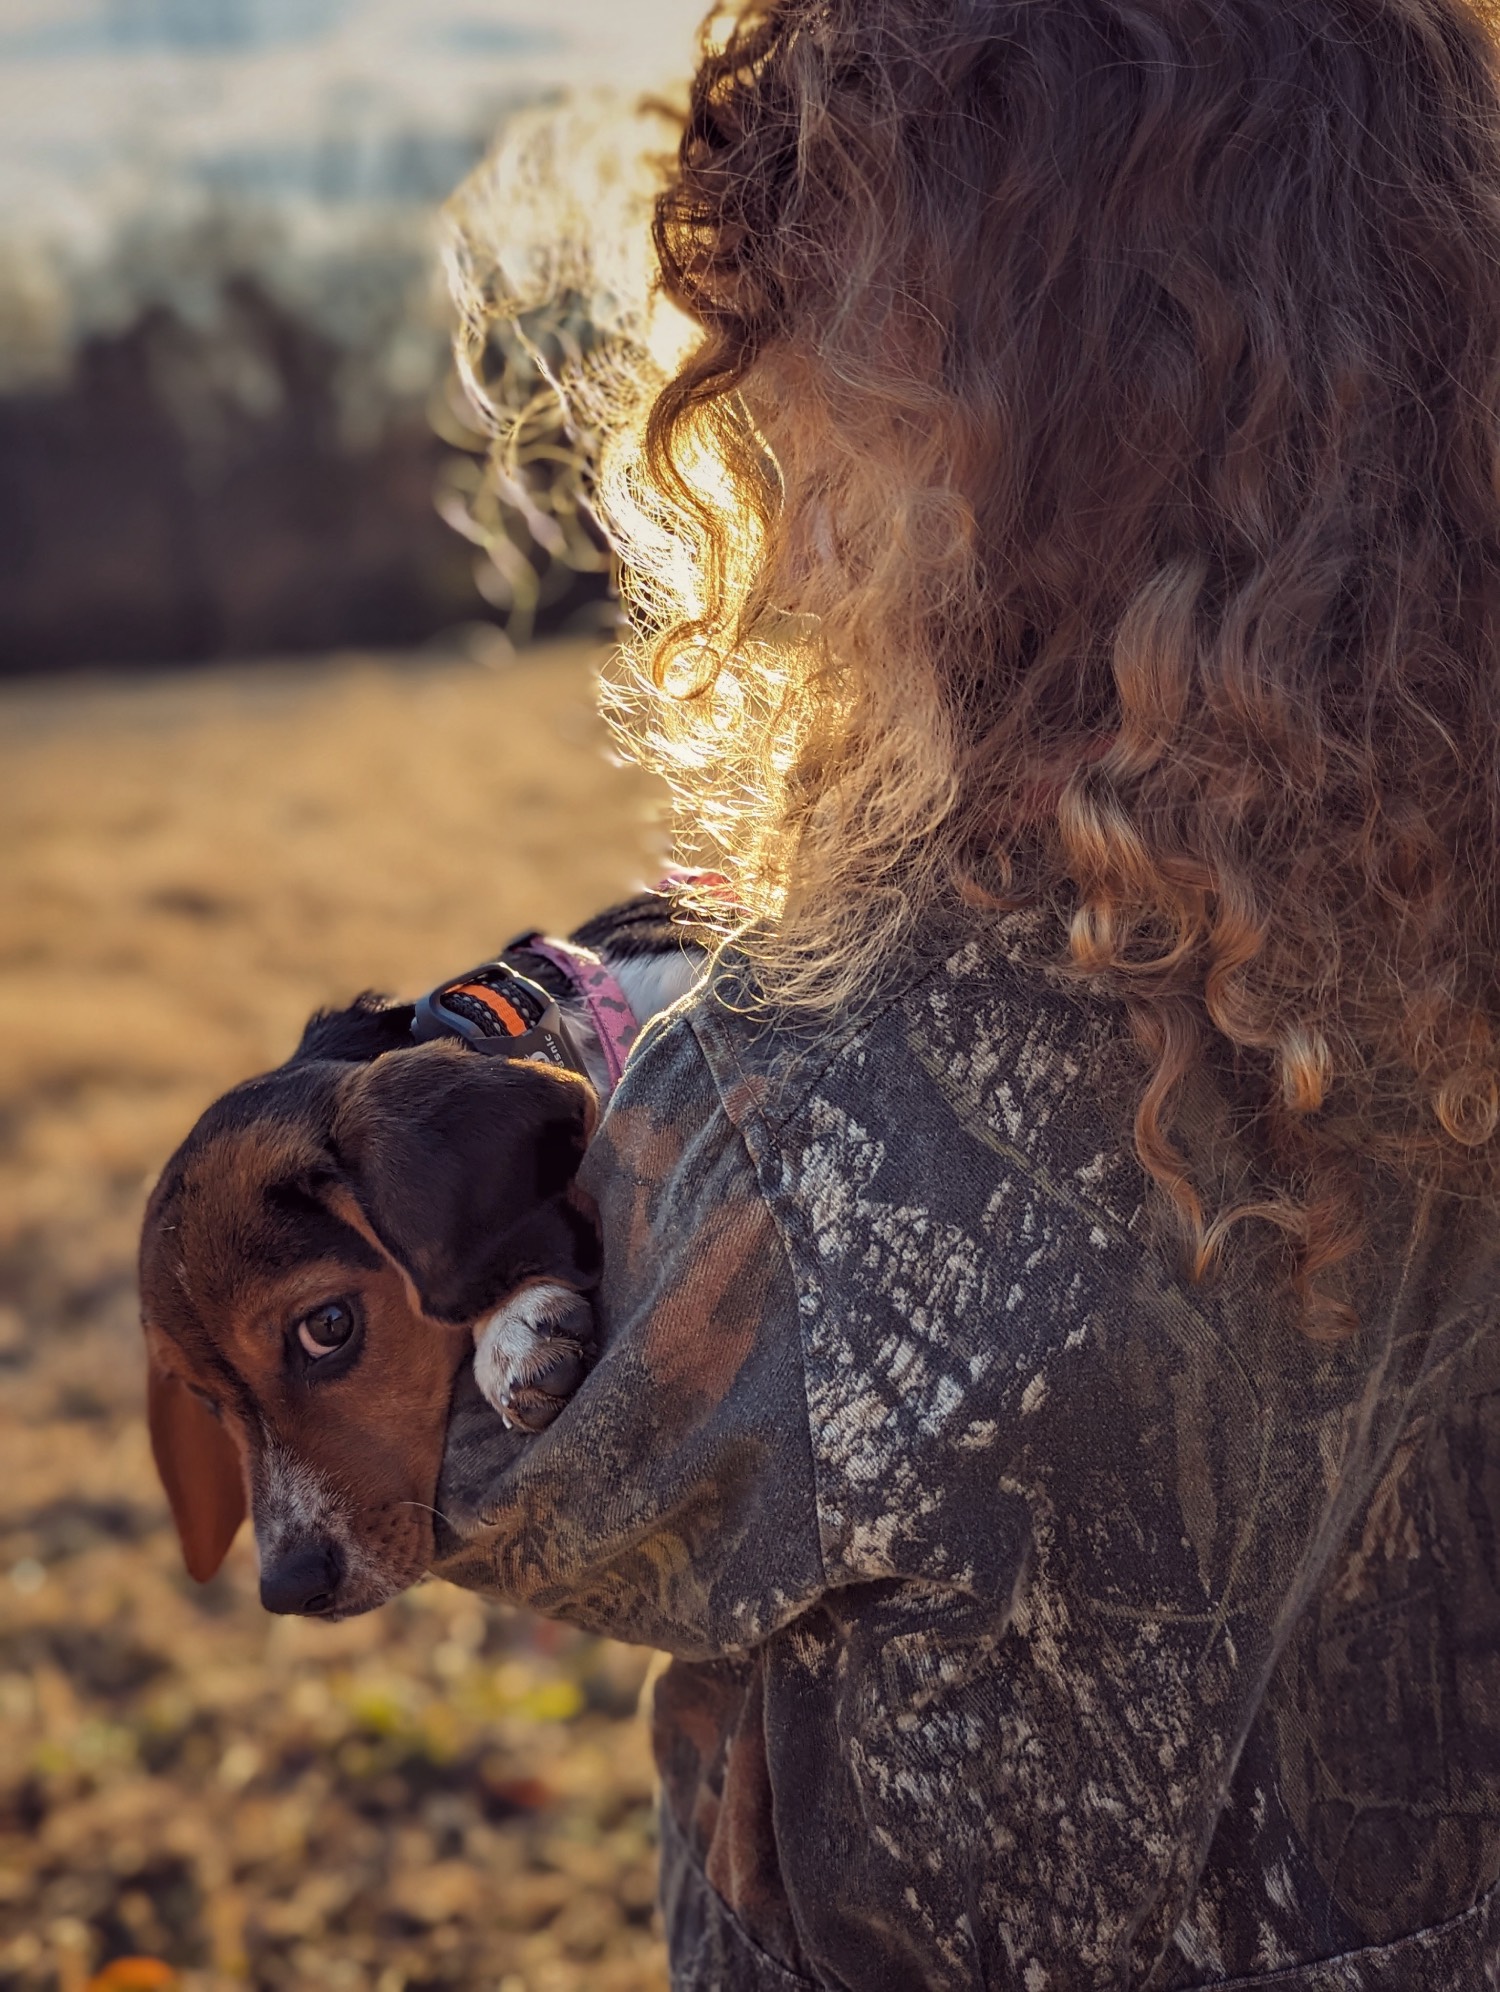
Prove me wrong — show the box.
[0,642,671,1991]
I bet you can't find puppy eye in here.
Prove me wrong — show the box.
[296,1301,357,1359]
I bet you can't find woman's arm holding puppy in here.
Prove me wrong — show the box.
[433,1007,827,1661]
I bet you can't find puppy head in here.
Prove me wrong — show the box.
[140,1004,597,1617]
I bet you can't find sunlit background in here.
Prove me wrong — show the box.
[0,4,706,1987]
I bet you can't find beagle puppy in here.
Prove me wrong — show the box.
[138,892,707,1620]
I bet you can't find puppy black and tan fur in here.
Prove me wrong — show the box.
[139,999,601,1618]
[139,892,708,1621]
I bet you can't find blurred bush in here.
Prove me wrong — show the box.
[0,0,696,677]
[0,227,614,676]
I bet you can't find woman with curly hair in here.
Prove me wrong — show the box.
[436,0,1500,1982]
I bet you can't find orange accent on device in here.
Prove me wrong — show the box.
[450,983,528,1036]
[85,1963,180,1992]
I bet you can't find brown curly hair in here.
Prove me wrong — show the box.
[451,0,1500,1332]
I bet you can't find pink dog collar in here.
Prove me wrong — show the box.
[509,935,640,1092]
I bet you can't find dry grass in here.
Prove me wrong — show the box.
[0,641,672,1992]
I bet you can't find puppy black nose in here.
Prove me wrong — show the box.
[260,1543,341,1616]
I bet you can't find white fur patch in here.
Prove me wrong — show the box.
[609,947,705,1025]
[254,1442,344,1557]
[473,1280,586,1424]
[253,1441,396,1613]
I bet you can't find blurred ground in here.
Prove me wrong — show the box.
[0,641,671,1991]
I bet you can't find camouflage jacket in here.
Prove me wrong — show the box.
[435,929,1500,1990]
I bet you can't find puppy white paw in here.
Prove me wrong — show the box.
[473,1282,593,1434]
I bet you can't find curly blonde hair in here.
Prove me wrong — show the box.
[449,0,1500,1332]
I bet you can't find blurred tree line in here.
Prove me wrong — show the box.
[0,222,612,676]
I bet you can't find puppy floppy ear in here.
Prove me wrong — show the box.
[146,1354,247,1582]
[330,1040,597,1324]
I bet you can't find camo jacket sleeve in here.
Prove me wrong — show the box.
[432,988,826,1658]
[435,936,1500,1991]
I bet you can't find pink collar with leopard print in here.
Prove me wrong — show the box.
[508,934,640,1091]
[516,871,736,1091]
